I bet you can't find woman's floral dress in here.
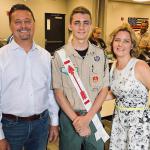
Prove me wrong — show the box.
[109,58,150,150]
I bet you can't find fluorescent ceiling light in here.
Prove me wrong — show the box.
[133,0,149,2]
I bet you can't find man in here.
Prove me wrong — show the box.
[0,4,59,150]
[136,20,150,64]
[52,6,109,150]
[6,34,13,44]
[136,20,150,50]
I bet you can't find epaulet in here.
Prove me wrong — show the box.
[91,43,99,48]
[90,43,104,53]
[53,45,65,59]
[55,45,65,52]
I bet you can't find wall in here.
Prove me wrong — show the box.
[0,0,95,47]
[66,0,94,20]
[0,0,67,47]
[106,1,150,40]
[2,1,150,48]
[66,0,96,40]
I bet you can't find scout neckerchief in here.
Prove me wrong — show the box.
[57,49,109,142]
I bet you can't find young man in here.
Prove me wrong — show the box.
[0,4,59,150]
[136,20,150,65]
[52,6,109,150]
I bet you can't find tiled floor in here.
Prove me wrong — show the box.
[47,141,58,150]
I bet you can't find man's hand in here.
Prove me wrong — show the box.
[76,125,91,137]
[0,139,10,150]
[48,125,59,143]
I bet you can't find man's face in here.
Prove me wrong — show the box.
[93,28,102,39]
[69,13,91,41]
[141,22,149,34]
[9,10,35,43]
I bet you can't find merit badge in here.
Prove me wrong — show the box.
[94,56,100,62]
[90,73,100,88]
[93,75,99,83]
[60,67,68,75]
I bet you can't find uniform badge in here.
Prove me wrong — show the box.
[93,75,99,83]
[90,73,100,89]
[60,67,78,76]
[94,56,100,61]
[60,67,68,75]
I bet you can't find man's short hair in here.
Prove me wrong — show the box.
[70,6,92,23]
[8,4,35,24]
[141,20,149,25]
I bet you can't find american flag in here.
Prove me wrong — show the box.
[128,17,149,31]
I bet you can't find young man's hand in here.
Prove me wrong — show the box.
[73,115,91,137]
[76,125,91,137]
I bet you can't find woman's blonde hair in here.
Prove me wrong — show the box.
[108,23,140,58]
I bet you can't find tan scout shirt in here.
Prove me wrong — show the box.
[52,42,109,110]
[136,32,150,51]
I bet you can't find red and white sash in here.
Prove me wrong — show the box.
[57,49,109,142]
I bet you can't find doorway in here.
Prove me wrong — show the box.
[45,13,65,55]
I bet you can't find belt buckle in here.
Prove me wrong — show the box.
[76,110,87,116]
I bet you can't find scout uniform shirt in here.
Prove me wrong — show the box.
[52,42,109,110]
[136,31,150,51]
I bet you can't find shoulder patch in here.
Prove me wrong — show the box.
[53,45,65,58]
[91,43,99,48]
[55,45,65,52]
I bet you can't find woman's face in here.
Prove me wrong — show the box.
[113,31,133,58]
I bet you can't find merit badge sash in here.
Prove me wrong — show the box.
[57,49,109,142]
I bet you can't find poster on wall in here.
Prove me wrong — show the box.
[128,17,149,32]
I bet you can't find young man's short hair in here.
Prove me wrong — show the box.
[70,6,92,23]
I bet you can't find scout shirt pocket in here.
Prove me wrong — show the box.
[60,66,79,88]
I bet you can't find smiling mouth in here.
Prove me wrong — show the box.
[17,29,30,33]
[116,48,124,51]
[20,30,29,33]
[21,30,28,33]
[78,32,86,35]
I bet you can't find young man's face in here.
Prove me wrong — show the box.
[9,10,35,43]
[69,13,91,41]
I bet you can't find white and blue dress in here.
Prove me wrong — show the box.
[109,58,150,150]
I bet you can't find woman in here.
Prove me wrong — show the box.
[89,27,107,50]
[108,24,150,150]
